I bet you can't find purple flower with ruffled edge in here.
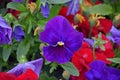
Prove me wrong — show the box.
[85,60,120,80]
[8,58,43,77]
[67,0,80,15]
[12,0,23,2]
[13,26,25,42]
[107,26,120,45]
[41,2,50,18]
[40,16,83,64]
[0,17,12,45]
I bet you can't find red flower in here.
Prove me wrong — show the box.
[0,72,16,80]
[75,14,90,37]
[92,19,113,36]
[71,42,93,80]
[95,0,103,4]
[95,34,115,58]
[16,69,38,80]
[82,42,91,48]
[0,69,38,80]
[71,40,114,80]
[96,52,111,64]
[59,6,90,37]
[59,6,75,24]
[7,9,20,18]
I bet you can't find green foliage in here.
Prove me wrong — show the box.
[49,62,58,73]
[48,5,61,19]
[4,13,16,24]
[47,0,71,4]
[93,33,107,51]
[107,58,120,64]
[1,0,120,79]
[0,8,7,16]
[36,0,41,10]
[61,62,79,76]
[40,73,57,80]
[16,38,31,62]
[88,4,113,15]
[7,2,26,12]
[2,45,12,61]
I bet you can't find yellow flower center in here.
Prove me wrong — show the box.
[57,41,64,46]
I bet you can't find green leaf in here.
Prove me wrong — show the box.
[0,8,7,16]
[47,0,71,4]
[107,58,120,64]
[19,11,29,19]
[40,73,57,80]
[48,5,61,19]
[27,18,33,34]
[88,4,113,15]
[7,2,26,12]
[49,62,58,73]
[92,32,107,50]
[36,0,41,10]
[16,39,30,62]
[99,45,105,51]
[2,45,12,61]
[61,62,79,76]
[4,13,15,24]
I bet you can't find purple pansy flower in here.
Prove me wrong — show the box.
[84,38,94,47]
[41,2,50,18]
[40,16,83,64]
[0,17,12,45]
[85,60,120,80]
[67,0,80,15]
[8,58,43,77]
[107,26,120,45]
[13,26,25,42]
[12,0,23,2]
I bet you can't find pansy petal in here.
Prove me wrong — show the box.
[110,26,120,37]
[41,3,50,18]
[40,16,83,64]
[43,46,73,64]
[0,17,12,44]
[67,0,80,15]
[27,58,43,77]
[12,0,23,2]
[89,60,106,72]
[13,26,25,42]
[13,26,25,36]
[8,64,35,76]
[8,58,43,77]
[85,70,94,80]
[64,32,83,52]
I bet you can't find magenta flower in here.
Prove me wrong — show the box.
[8,58,43,77]
[40,16,83,64]
[85,60,120,80]
[0,17,12,45]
